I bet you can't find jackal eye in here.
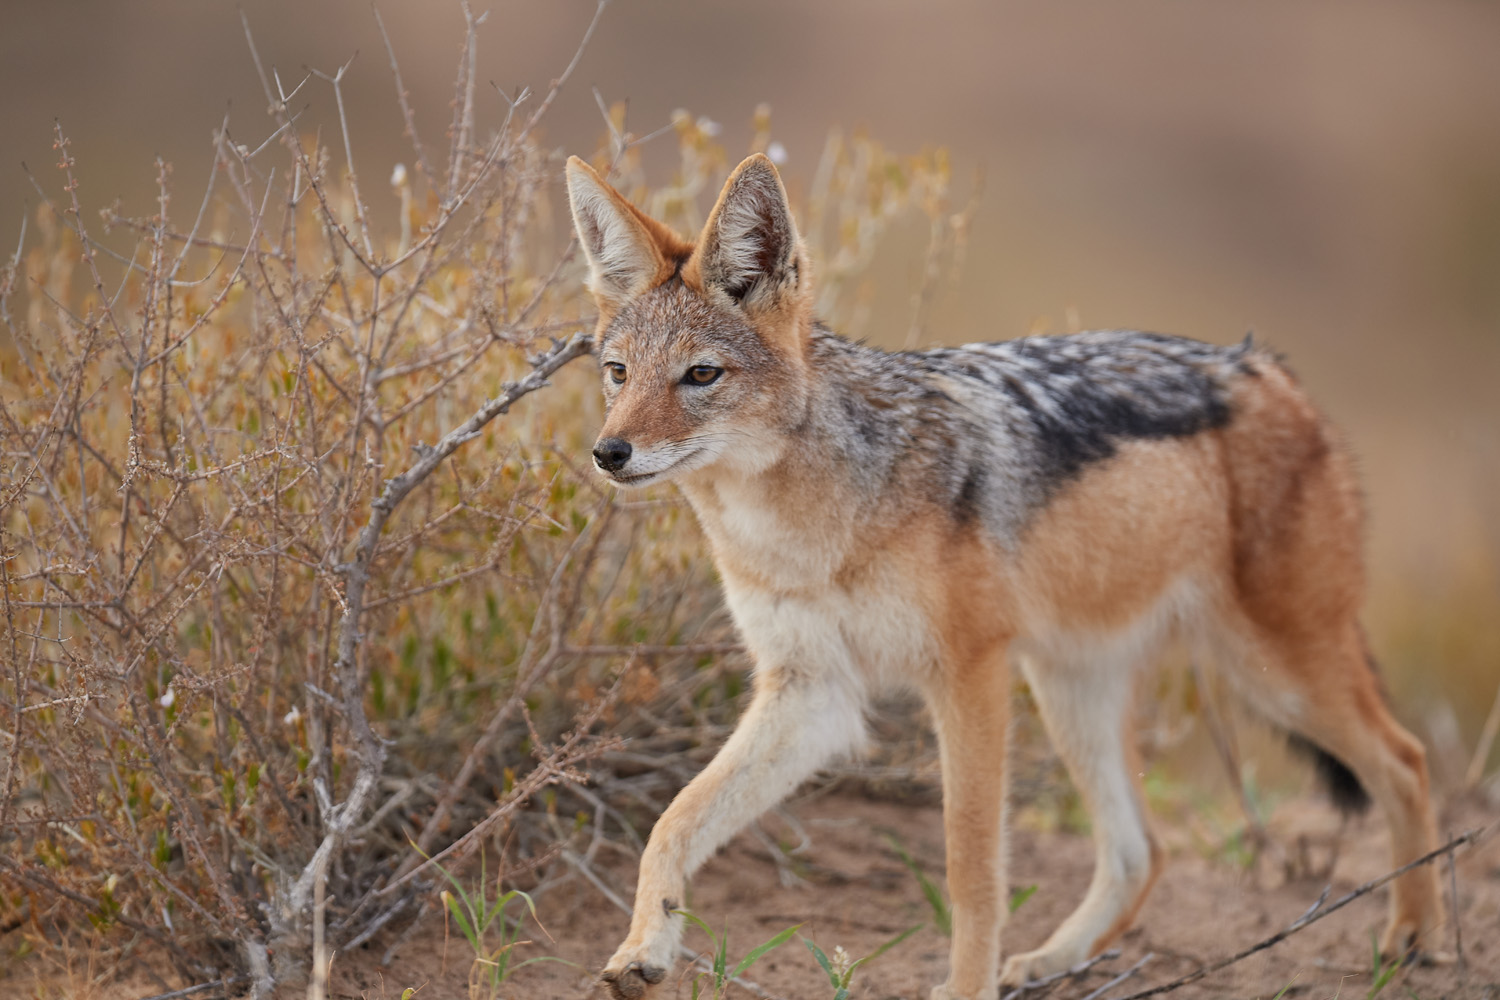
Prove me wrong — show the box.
[684,365,723,386]
[604,363,627,384]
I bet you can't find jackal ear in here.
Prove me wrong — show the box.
[565,156,675,308]
[692,154,804,312]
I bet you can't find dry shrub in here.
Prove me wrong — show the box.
[0,6,966,994]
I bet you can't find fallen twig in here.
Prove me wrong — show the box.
[135,977,250,1000]
[1448,830,1465,977]
[1079,953,1154,1000]
[1106,826,1489,1000]
[1001,949,1122,1000]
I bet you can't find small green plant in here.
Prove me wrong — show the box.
[801,924,923,999]
[1008,883,1039,913]
[1264,973,1299,1000]
[415,844,575,999]
[884,833,1039,935]
[884,833,953,936]
[1366,931,1403,999]
[674,909,802,999]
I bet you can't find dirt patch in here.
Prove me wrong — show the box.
[8,788,1495,1000]
[326,790,1496,1000]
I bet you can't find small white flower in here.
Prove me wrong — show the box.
[283,705,301,725]
[696,116,722,137]
[390,163,408,187]
[158,687,175,709]
[766,141,788,165]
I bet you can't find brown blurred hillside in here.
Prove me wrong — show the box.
[3,0,1497,741]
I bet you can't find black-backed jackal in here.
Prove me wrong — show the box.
[565,153,1443,1000]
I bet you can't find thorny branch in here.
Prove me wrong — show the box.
[283,331,595,919]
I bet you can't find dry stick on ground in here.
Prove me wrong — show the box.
[134,976,251,1000]
[1001,950,1123,1000]
[1447,831,1465,977]
[1078,953,1155,1000]
[1100,826,1488,1000]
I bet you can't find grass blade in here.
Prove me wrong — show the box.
[731,922,802,979]
[884,833,951,936]
[848,922,924,974]
[801,936,839,987]
[1008,884,1039,913]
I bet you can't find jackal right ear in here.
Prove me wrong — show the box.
[565,156,678,310]
[691,154,805,314]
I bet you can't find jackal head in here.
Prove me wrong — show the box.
[565,154,813,488]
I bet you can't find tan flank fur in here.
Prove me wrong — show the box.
[564,153,1444,1000]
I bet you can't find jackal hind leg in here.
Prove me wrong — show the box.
[1244,621,1443,960]
[1000,653,1161,988]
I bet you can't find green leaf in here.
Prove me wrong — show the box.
[801,937,839,988]
[674,909,718,943]
[884,834,951,936]
[848,923,924,974]
[715,921,728,980]
[1008,884,1039,913]
[443,891,478,951]
[731,922,801,979]
[511,956,584,971]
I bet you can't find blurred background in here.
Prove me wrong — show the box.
[3,0,1497,759]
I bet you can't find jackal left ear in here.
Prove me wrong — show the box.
[565,156,681,310]
[692,154,804,313]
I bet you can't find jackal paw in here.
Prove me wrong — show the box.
[1000,946,1081,988]
[1378,914,1443,965]
[599,960,666,1000]
[929,982,990,1000]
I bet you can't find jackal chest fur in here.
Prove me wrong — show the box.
[681,471,946,690]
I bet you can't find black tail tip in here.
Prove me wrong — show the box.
[1288,734,1372,814]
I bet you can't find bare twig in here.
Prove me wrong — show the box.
[135,977,251,1000]
[1078,953,1155,1000]
[1001,949,1123,1000]
[1448,830,1465,976]
[284,332,594,915]
[1106,827,1488,1000]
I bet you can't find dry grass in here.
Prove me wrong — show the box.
[0,6,965,995]
[5,9,1492,1000]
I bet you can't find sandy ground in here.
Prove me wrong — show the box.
[321,791,1498,999]
[10,785,1497,1000]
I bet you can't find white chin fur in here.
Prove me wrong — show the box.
[601,468,669,489]
[600,446,708,488]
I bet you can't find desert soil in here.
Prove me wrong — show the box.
[19,785,1495,1000]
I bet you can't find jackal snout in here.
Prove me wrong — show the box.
[593,436,632,473]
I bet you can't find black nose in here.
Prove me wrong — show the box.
[593,437,632,473]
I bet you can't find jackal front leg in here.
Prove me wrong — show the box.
[600,668,865,1000]
[927,645,1011,1000]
